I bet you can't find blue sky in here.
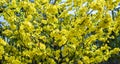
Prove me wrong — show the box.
[0,16,5,22]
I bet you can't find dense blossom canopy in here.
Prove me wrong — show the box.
[0,0,120,64]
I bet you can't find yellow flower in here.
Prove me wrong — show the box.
[19,1,28,9]
[7,16,15,23]
[78,60,83,64]
[59,10,69,18]
[48,58,56,64]
[10,24,16,30]
[27,15,32,21]
[53,16,58,23]
[40,0,48,4]
[110,48,120,54]
[2,29,13,36]
[54,50,60,60]
[7,56,15,63]
[95,56,103,63]
[39,36,47,42]
[62,46,68,57]
[41,20,47,24]
[74,0,83,7]
[0,46,4,59]
[65,57,69,62]
[28,6,36,15]
[111,36,115,39]
[39,43,46,50]
[58,36,67,47]
[47,5,58,14]
[0,38,7,46]
[23,50,31,57]
[4,55,9,60]
[95,49,102,55]
[82,56,90,64]
[10,0,17,8]
[23,21,34,32]
[12,60,21,64]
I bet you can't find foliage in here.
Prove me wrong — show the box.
[0,0,120,64]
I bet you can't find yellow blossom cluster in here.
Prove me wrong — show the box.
[0,0,120,64]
